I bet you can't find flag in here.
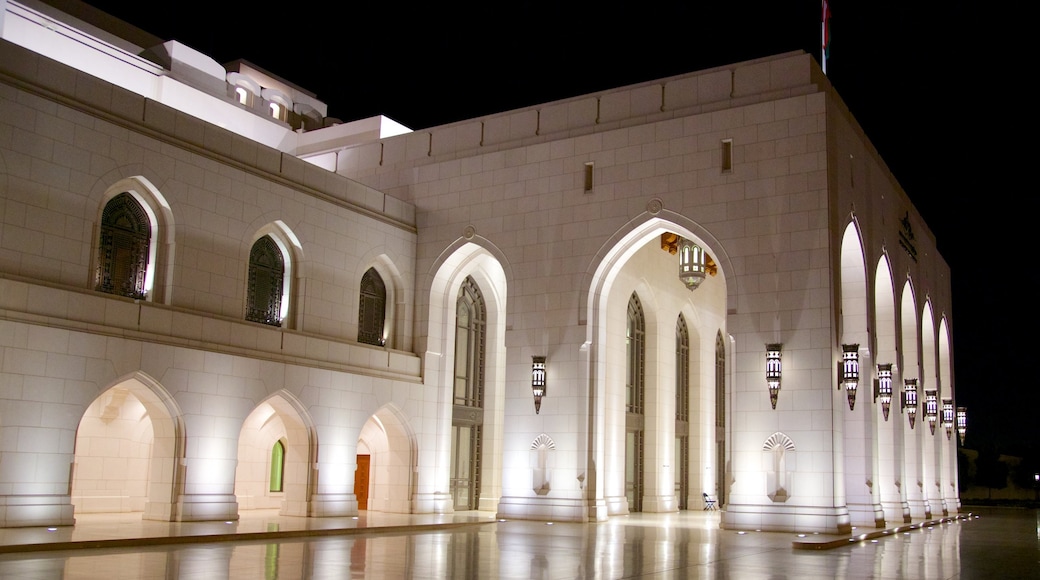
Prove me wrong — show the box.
[822,0,831,74]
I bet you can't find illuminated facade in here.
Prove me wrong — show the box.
[0,0,957,532]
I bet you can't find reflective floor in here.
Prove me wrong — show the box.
[0,507,1035,579]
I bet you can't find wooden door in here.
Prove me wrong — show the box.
[354,455,370,510]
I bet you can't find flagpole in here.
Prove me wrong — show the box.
[822,0,830,74]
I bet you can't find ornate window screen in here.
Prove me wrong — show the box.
[96,192,150,299]
[246,236,284,326]
[358,268,387,346]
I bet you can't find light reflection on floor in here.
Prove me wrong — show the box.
[0,508,1034,579]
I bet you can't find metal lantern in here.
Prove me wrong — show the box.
[678,238,707,290]
[956,407,967,445]
[903,379,918,429]
[940,403,952,442]
[531,356,546,414]
[766,344,782,409]
[876,363,893,420]
[840,344,859,410]
[925,390,938,435]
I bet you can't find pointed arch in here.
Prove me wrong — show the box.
[72,371,184,521]
[675,313,690,510]
[358,267,387,346]
[357,404,419,513]
[874,254,897,363]
[244,222,303,328]
[839,220,869,344]
[900,278,927,518]
[900,279,920,383]
[920,300,941,516]
[92,176,175,303]
[581,211,732,326]
[625,292,647,512]
[938,316,957,510]
[921,301,937,397]
[426,240,508,514]
[234,390,317,516]
[714,330,727,507]
[874,252,905,523]
[585,213,728,516]
[357,254,407,349]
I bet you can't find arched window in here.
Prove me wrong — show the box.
[269,440,286,493]
[246,236,285,326]
[715,331,726,507]
[358,268,387,346]
[675,314,690,510]
[626,294,645,414]
[451,276,486,510]
[626,292,645,512]
[454,276,486,408]
[96,192,150,299]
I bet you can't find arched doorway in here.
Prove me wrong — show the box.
[234,393,315,516]
[585,216,729,515]
[72,373,183,520]
[357,405,417,513]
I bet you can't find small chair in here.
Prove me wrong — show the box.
[702,492,718,511]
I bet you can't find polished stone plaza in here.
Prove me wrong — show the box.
[0,507,1033,578]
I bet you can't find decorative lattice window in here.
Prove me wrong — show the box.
[454,276,486,407]
[676,314,690,423]
[246,236,284,327]
[627,293,645,414]
[96,192,150,299]
[358,268,387,346]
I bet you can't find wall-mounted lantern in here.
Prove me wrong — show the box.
[903,379,918,429]
[531,356,546,414]
[875,363,893,420]
[925,390,938,435]
[956,407,967,445]
[839,344,859,410]
[678,237,707,290]
[942,399,954,440]
[766,344,782,409]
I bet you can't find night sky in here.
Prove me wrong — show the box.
[79,1,1034,453]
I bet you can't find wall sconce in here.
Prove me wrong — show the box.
[766,344,782,409]
[678,237,707,290]
[942,399,954,440]
[956,407,967,445]
[839,344,859,410]
[903,379,918,429]
[875,363,893,420]
[531,356,546,414]
[924,390,938,435]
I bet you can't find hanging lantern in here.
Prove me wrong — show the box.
[956,407,967,445]
[942,399,954,440]
[678,237,707,290]
[925,390,938,435]
[876,363,893,420]
[766,344,782,409]
[531,356,546,414]
[840,344,859,410]
[903,379,918,429]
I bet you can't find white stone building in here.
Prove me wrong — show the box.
[0,0,959,533]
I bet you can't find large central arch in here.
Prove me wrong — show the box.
[583,211,729,518]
